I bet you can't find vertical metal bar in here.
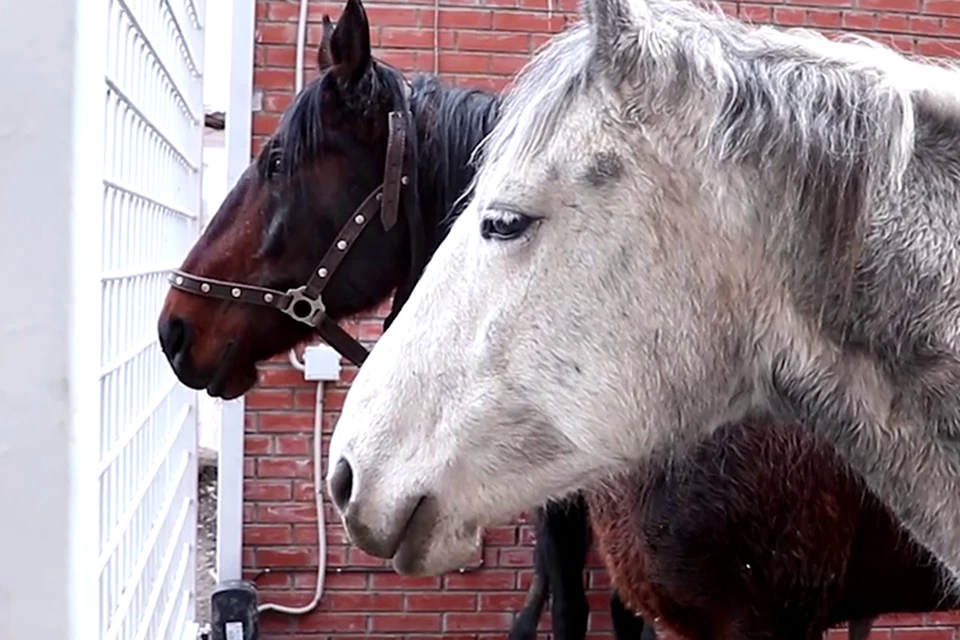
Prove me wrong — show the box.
[216,0,256,584]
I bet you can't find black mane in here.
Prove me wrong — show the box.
[406,74,501,242]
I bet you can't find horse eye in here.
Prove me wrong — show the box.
[480,212,537,241]
[268,155,282,177]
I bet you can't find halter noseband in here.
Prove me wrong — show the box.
[167,108,411,367]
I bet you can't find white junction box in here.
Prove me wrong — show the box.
[303,343,343,381]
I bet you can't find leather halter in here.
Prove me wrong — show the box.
[167,109,411,367]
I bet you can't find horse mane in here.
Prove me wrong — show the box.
[406,74,501,236]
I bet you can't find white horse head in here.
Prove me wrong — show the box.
[326,0,960,582]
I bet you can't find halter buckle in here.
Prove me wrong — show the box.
[280,286,327,327]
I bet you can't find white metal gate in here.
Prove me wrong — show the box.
[98,0,205,638]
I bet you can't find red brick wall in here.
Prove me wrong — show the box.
[244,1,960,638]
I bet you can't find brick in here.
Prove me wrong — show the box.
[300,570,367,590]
[263,45,298,68]
[252,112,280,135]
[249,569,290,588]
[276,434,312,455]
[877,13,911,31]
[808,9,843,27]
[253,68,296,94]
[295,388,320,410]
[740,4,773,22]
[258,503,318,523]
[499,547,534,567]
[439,9,495,28]
[454,75,510,91]
[406,592,479,611]
[293,479,319,501]
[589,569,612,589]
[322,388,347,411]
[257,23,297,44]
[445,570,517,590]
[347,546,392,567]
[843,11,877,29]
[493,10,552,31]
[245,524,292,545]
[245,388,294,410]
[944,17,960,34]
[890,630,955,640]
[372,573,442,590]
[479,592,529,611]
[858,0,920,12]
[489,53,530,75]
[927,0,960,15]
[364,6,422,26]
[245,434,272,455]
[589,610,613,631]
[878,614,930,626]
[298,612,368,633]
[258,457,312,478]
[928,611,960,624]
[256,546,317,567]
[916,39,960,57]
[458,31,531,53]
[259,366,310,387]
[529,33,554,51]
[910,15,943,34]
[379,49,419,71]
[484,526,518,546]
[259,411,315,433]
[381,27,443,49]
[292,523,320,544]
[370,613,443,633]
[444,612,514,632]
[439,52,492,73]
[321,592,404,611]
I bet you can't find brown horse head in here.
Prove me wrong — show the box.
[157,0,424,399]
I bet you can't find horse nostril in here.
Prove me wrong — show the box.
[329,457,354,512]
[158,315,193,361]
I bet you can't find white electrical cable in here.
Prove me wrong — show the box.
[288,346,305,372]
[258,348,328,615]
[294,0,309,95]
[256,0,327,613]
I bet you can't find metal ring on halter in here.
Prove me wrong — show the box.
[280,286,327,327]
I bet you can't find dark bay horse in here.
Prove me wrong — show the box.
[157,0,960,637]
[588,417,960,639]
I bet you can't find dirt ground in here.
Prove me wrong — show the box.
[196,458,218,630]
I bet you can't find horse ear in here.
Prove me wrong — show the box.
[318,15,336,72]
[330,0,372,81]
[581,0,648,63]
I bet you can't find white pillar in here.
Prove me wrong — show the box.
[0,0,104,637]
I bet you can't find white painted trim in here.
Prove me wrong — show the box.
[217,0,256,583]
[225,0,255,187]
[71,0,109,636]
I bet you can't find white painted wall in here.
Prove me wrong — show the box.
[0,0,102,637]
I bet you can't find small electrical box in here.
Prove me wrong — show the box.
[303,343,343,381]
